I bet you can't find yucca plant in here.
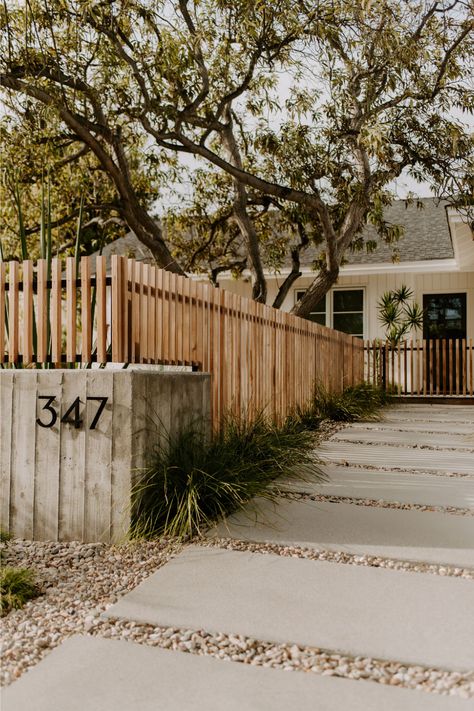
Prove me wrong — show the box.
[377,285,424,345]
[130,412,325,540]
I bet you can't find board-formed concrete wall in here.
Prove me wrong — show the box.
[0,370,210,543]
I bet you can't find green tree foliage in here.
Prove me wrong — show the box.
[0,1,472,312]
[0,98,178,261]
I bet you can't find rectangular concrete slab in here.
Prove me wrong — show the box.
[209,497,474,568]
[283,464,474,509]
[318,441,474,474]
[347,421,474,435]
[379,411,474,424]
[388,406,474,414]
[3,636,468,711]
[333,428,474,449]
[106,546,474,671]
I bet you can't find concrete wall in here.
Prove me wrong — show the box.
[0,370,210,543]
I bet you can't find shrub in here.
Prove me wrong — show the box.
[312,382,391,422]
[130,413,325,539]
[0,566,39,616]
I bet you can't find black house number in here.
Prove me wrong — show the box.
[36,396,108,430]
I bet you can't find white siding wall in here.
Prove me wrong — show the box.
[216,269,474,341]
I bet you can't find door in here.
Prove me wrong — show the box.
[423,293,467,394]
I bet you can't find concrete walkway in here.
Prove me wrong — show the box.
[4,404,474,709]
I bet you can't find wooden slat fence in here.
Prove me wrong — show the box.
[365,339,474,396]
[1,255,364,424]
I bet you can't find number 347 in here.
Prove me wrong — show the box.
[36,396,108,430]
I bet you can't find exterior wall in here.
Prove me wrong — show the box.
[0,370,211,543]
[216,269,474,341]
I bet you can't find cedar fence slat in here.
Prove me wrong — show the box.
[363,337,474,397]
[22,260,34,363]
[3,254,437,425]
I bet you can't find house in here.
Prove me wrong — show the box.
[99,198,473,344]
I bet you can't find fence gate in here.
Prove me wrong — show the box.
[365,338,474,396]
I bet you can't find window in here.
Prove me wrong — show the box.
[422,293,466,339]
[333,289,364,338]
[295,291,326,326]
[294,287,364,337]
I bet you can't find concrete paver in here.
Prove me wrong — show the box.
[284,463,474,509]
[209,497,474,567]
[333,427,474,449]
[318,441,474,474]
[345,420,474,435]
[3,636,469,711]
[387,405,474,414]
[106,546,474,670]
[379,411,474,424]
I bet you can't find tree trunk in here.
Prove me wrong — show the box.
[272,269,301,309]
[221,106,267,303]
[121,201,184,273]
[291,267,340,318]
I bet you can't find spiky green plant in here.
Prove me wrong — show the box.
[130,413,325,540]
[312,382,391,422]
[1,174,89,369]
[0,566,39,616]
[377,285,424,345]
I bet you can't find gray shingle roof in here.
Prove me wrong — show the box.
[341,198,453,265]
[94,198,454,271]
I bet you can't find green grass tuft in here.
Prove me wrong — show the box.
[312,382,391,422]
[0,566,39,616]
[130,413,325,540]
[0,530,12,544]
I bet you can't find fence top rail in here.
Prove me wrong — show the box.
[1,254,362,347]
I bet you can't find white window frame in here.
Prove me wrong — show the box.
[294,286,366,338]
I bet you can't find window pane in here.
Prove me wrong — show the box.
[422,294,466,339]
[334,313,363,335]
[296,292,326,314]
[308,313,326,326]
[333,290,363,312]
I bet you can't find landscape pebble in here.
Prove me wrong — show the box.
[332,461,474,479]
[277,491,474,517]
[86,617,474,699]
[0,538,181,687]
[333,437,474,454]
[201,537,474,580]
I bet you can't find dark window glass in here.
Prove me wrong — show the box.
[334,313,363,336]
[423,294,466,339]
[308,313,326,326]
[296,291,326,324]
[333,290,363,312]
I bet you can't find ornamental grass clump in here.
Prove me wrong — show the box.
[130,413,324,540]
[313,382,391,422]
[1,530,39,616]
[0,567,39,616]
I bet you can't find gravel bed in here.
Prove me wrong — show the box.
[0,538,181,687]
[277,491,474,517]
[201,537,474,580]
[333,437,474,454]
[86,617,473,699]
[328,460,474,478]
[311,419,348,444]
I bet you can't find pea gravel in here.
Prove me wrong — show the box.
[0,539,181,687]
[2,536,473,699]
[277,491,474,516]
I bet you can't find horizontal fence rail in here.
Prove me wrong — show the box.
[1,256,364,423]
[365,339,474,397]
